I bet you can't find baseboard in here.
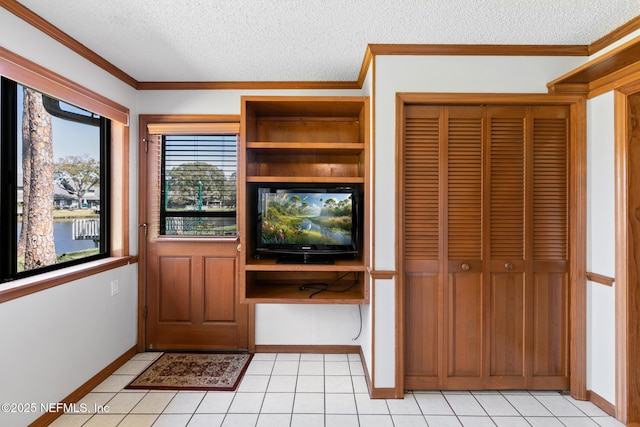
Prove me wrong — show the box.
[587,389,616,417]
[29,346,137,427]
[359,347,404,399]
[254,344,360,353]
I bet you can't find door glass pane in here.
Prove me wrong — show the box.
[161,134,237,236]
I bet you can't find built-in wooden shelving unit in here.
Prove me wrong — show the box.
[238,96,370,304]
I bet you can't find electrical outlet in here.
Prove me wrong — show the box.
[110,279,119,296]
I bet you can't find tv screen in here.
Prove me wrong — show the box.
[256,187,358,260]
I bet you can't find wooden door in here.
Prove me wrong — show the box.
[142,133,249,351]
[403,105,485,389]
[403,105,441,389]
[403,103,570,390]
[528,106,570,388]
[485,106,570,389]
[485,106,527,388]
[445,106,484,388]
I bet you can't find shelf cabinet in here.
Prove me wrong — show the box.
[239,96,370,303]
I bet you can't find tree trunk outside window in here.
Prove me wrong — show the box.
[22,87,55,270]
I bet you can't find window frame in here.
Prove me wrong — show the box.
[140,116,241,240]
[1,77,112,281]
[0,46,131,302]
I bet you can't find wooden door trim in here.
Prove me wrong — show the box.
[137,114,252,352]
[614,89,639,424]
[614,81,628,418]
[396,93,587,399]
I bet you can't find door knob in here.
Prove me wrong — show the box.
[504,262,514,270]
[461,263,471,271]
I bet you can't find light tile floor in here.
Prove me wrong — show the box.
[49,352,624,427]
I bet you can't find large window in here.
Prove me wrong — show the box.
[0,77,110,281]
[160,134,237,236]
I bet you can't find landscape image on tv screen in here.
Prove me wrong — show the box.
[260,191,353,246]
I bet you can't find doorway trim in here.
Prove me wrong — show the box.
[614,84,640,425]
[395,92,587,399]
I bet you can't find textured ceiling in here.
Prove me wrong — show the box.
[14,0,640,83]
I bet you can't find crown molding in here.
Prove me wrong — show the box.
[548,34,640,98]
[136,80,361,90]
[589,14,640,55]
[367,44,588,56]
[0,0,138,88]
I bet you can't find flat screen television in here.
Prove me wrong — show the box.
[255,187,360,264]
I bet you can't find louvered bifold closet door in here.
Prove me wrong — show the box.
[403,105,442,390]
[484,105,570,389]
[529,106,570,389]
[485,106,528,388]
[445,107,484,389]
[402,103,570,391]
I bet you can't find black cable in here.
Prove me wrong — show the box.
[307,271,359,298]
[352,304,363,341]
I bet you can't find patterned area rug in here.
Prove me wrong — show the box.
[125,352,253,391]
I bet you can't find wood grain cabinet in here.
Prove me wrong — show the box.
[403,104,570,390]
[238,96,370,304]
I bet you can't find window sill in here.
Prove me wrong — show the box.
[0,256,137,304]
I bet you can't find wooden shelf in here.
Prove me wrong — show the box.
[245,258,366,271]
[247,142,365,151]
[244,272,367,304]
[246,176,365,184]
[243,284,366,304]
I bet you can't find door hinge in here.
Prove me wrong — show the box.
[142,138,148,153]
[143,306,147,319]
[139,223,148,236]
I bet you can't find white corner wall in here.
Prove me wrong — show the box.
[0,9,140,426]
[371,54,586,389]
[359,64,374,382]
[586,92,616,404]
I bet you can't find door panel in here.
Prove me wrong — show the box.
[158,257,192,322]
[532,271,568,378]
[147,239,247,350]
[404,268,440,389]
[489,272,525,378]
[447,270,482,382]
[203,257,236,322]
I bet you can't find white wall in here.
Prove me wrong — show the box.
[0,9,140,426]
[586,92,617,403]
[372,54,586,388]
[0,265,138,426]
[138,88,363,114]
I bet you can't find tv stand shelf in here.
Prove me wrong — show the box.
[245,258,366,272]
[245,271,367,304]
[239,96,370,304]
